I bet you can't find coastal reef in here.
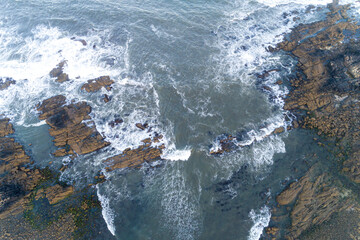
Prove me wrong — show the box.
[264,3,360,239]
[0,117,108,239]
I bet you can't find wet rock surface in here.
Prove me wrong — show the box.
[37,95,110,156]
[0,117,110,239]
[81,76,114,92]
[266,166,356,240]
[264,3,360,239]
[104,130,164,171]
[0,78,16,91]
[50,61,70,83]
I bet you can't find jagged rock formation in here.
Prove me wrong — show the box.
[264,3,360,239]
[0,118,74,218]
[266,166,356,239]
[104,132,164,171]
[81,76,114,92]
[0,78,16,90]
[37,95,110,157]
[50,61,70,83]
[0,117,109,239]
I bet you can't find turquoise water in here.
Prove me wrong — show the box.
[0,0,358,239]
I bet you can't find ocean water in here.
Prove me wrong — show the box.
[0,0,358,239]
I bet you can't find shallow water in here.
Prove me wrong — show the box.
[0,0,359,239]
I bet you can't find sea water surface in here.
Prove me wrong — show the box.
[0,0,359,239]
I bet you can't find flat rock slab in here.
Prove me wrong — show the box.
[104,132,164,171]
[37,95,110,156]
[81,76,114,92]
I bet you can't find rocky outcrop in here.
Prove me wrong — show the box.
[104,132,164,171]
[37,95,110,156]
[264,3,360,239]
[35,185,74,205]
[0,118,74,218]
[0,117,109,239]
[81,76,114,93]
[0,118,14,137]
[266,167,356,240]
[0,78,16,91]
[50,61,70,83]
[0,119,30,176]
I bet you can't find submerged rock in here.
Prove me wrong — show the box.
[37,95,110,156]
[50,61,70,83]
[0,78,16,91]
[109,117,123,128]
[71,37,87,46]
[210,134,236,155]
[81,76,114,92]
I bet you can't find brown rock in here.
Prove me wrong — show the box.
[50,61,70,83]
[0,118,14,137]
[273,127,285,134]
[135,123,148,130]
[275,80,283,85]
[37,95,110,156]
[103,94,111,103]
[109,118,123,128]
[267,166,354,239]
[104,134,164,171]
[105,145,162,171]
[81,76,114,92]
[266,4,360,239]
[35,185,74,205]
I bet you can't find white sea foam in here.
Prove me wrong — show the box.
[162,147,192,161]
[158,165,201,240]
[256,0,333,7]
[96,185,116,236]
[248,206,271,240]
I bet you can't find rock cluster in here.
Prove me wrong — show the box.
[50,61,70,83]
[37,95,110,157]
[0,118,74,219]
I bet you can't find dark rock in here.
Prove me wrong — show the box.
[109,118,123,128]
[103,94,111,103]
